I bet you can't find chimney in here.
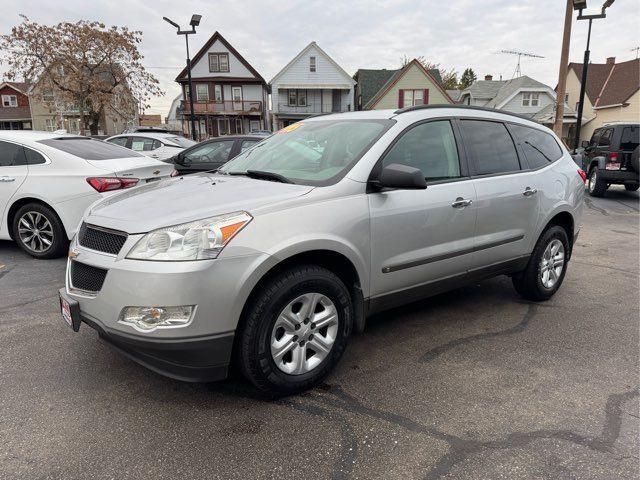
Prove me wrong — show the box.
[606,57,615,65]
[484,74,493,81]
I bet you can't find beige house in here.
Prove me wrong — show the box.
[354,59,454,110]
[29,80,135,135]
[565,57,640,143]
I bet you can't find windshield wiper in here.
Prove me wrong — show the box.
[227,170,294,184]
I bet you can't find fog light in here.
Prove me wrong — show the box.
[118,306,195,332]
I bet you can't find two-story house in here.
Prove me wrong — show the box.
[0,81,32,130]
[270,42,356,130]
[354,59,453,110]
[564,57,640,143]
[459,74,578,144]
[175,31,269,139]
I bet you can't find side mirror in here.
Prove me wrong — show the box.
[375,163,427,190]
[581,140,590,149]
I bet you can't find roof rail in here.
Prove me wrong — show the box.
[393,104,536,122]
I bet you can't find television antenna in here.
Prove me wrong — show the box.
[497,49,545,78]
[632,46,640,59]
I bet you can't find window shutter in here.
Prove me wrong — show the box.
[398,90,404,108]
[423,89,429,105]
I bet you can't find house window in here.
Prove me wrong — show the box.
[45,118,56,132]
[522,92,539,107]
[196,84,209,102]
[400,89,427,107]
[214,85,222,102]
[2,95,17,107]
[288,90,297,107]
[288,90,306,107]
[232,86,242,103]
[310,56,316,72]
[209,53,230,73]
[564,93,569,105]
[184,85,190,99]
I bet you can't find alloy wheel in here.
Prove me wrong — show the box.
[540,239,565,289]
[17,211,54,253]
[270,292,339,375]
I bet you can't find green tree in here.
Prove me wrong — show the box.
[459,68,477,89]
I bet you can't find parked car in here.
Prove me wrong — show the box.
[105,132,197,161]
[0,131,175,259]
[59,106,585,395]
[166,135,266,174]
[580,123,639,196]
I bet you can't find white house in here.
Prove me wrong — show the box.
[269,42,356,130]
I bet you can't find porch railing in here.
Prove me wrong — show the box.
[181,100,262,115]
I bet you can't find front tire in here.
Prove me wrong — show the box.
[237,265,352,396]
[587,167,607,197]
[512,226,570,301]
[624,184,639,192]
[11,203,68,259]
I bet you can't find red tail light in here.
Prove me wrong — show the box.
[609,152,618,161]
[170,169,180,177]
[87,177,139,193]
[577,169,587,183]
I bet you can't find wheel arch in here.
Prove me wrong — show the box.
[6,197,66,240]
[540,210,575,259]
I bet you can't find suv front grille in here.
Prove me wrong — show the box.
[78,223,128,255]
[70,261,108,293]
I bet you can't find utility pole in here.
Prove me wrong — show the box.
[553,0,573,138]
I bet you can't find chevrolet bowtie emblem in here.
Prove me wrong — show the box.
[153,170,160,175]
[68,250,79,260]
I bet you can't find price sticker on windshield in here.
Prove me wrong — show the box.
[278,123,304,134]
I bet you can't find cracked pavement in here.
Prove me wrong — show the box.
[0,187,638,479]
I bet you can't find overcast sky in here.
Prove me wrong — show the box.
[2,0,639,116]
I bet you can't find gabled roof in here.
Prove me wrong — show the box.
[354,69,397,107]
[531,103,577,124]
[0,81,30,94]
[569,58,640,108]
[175,31,266,85]
[460,80,506,100]
[364,59,454,109]
[484,75,554,109]
[269,41,355,86]
[446,89,462,102]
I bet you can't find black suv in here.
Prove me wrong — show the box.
[580,123,639,196]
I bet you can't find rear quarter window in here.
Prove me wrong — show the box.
[39,138,144,160]
[620,126,639,151]
[510,124,563,169]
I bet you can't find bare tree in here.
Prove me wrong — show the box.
[1,15,163,134]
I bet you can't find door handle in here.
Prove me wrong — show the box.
[0,176,16,182]
[150,154,159,159]
[523,187,538,197]
[451,197,473,208]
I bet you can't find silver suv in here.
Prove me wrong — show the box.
[59,106,585,395]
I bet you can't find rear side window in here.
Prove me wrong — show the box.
[460,120,520,175]
[107,137,128,147]
[620,126,639,151]
[510,124,563,169]
[382,120,461,181]
[240,139,259,153]
[598,128,613,147]
[0,140,28,166]
[130,137,158,152]
[24,147,47,165]
[38,138,143,160]
[589,129,601,147]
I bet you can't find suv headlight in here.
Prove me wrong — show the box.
[127,211,252,261]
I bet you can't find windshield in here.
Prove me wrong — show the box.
[218,119,393,185]
[167,137,197,148]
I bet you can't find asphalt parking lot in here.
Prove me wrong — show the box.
[1,188,638,480]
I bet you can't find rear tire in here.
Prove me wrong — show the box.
[512,226,570,302]
[587,167,607,197]
[11,203,68,259]
[237,265,352,396]
[624,184,639,192]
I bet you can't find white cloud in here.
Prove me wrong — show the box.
[1,0,638,116]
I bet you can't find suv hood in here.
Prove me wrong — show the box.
[86,173,314,233]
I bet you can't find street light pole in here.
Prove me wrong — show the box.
[573,1,614,151]
[163,15,202,141]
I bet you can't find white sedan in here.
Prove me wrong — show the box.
[105,132,197,161]
[0,131,175,259]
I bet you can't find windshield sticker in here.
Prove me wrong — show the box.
[278,123,304,134]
